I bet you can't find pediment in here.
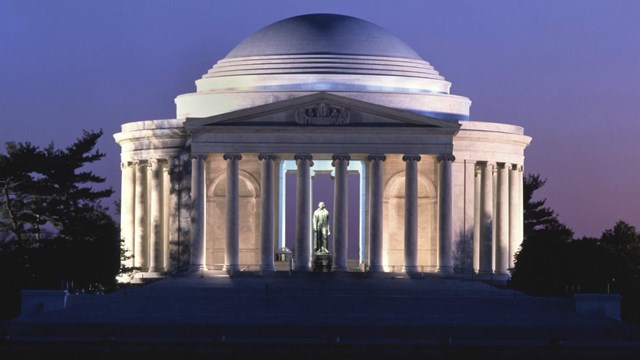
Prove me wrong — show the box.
[185,92,460,131]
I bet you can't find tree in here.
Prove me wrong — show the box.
[510,173,574,295]
[0,129,121,294]
[522,173,559,241]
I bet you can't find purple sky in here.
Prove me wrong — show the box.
[1,0,639,239]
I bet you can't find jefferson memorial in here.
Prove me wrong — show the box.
[114,13,531,281]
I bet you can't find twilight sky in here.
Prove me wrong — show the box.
[1,0,638,238]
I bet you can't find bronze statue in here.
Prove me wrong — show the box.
[312,201,330,254]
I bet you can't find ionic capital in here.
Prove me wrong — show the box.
[367,154,386,162]
[331,153,351,166]
[293,153,312,161]
[258,153,278,161]
[436,154,455,163]
[223,153,242,161]
[120,161,132,170]
[191,154,208,161]
[149,158,161,168]
[402,154,421,162]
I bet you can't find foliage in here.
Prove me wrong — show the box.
[510,172,640,325]
[0,130,122,309]
[522,173,559,241]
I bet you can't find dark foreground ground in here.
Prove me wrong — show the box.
[1,271,639,359]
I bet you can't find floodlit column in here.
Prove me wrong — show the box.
[120,161,135,271]
[162,160,171,271]
[479,161,494,275]
[473,165,481,273]
[224,153,242,274]
[515,165,524,259]
[495,163,509,276]
[189,154,207,272]
[134,161,148,270]
[508,164,519,269]
[403,155,421,273]
[332,154,350,272]
[437,154,455,274]
[149,159,163,273]
[259,153,277,272]
[294,154,313,271]
[368,154,386,272]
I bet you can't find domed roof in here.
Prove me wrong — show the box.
[225,13,422,60]
[175,13,471,121]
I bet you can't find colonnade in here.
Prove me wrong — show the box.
[120,153,523,278]
[120,159,172,274]
[474,162,524,276]
[187,152,455,274]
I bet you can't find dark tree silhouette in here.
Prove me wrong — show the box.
[0,130,121,319]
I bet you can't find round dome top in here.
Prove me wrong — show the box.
[226,13,422,60]
[175,13,471,121]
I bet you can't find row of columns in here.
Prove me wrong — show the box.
[187,152,456,274]
[475,162,524,276]
[120,160,171,273]
[122,155,522,277]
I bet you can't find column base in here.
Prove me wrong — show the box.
[223,264,240,275]
[436,266,453,275]
[259,264,276,272]
[403,265,419,274]
[367,264,385,273]
[189,264,208,273]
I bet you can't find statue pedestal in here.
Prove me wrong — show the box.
[312,253,332,272]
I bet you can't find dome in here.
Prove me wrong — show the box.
[225,13,422,60]
[175,13,471,120]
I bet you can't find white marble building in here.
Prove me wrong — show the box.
[114,14,531,281]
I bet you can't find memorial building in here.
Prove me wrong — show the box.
[114,13,531,281]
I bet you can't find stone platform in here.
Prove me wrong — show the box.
[1,271,639,359]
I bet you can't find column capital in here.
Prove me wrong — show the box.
[402,154,421,162]
[258,153,278,161]
[191,154,208,161]
[437,154,455,163]
[331,153,351,162]
[496,162,508,169]
[120,161,132,170]
[511,164,524,172]
[223,153,242,161]
[332,153,350,167]
[149,158,161,168]
[293,153,313,162]
[367,154,386,162]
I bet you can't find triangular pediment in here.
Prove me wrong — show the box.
[185,92,460,131]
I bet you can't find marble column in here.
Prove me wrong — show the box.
[294,154,313,271]
[367,154,386,272]
[509,164,519,269]
[149,159,163,273]
[162,161,171,271]
[403,155,421,273]
[332,154,350,272]
[437,154,455,274]
[259,153,277,272]
[515,165,524,262]
[478,161,494,275]
[189,154,207,272]
[134,161,147,270]
[473,165,481,273]
[120,162,135,271]
[223,153,242,274]
[495,163,509,276]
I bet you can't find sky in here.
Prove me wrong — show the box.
[1,0,639,239]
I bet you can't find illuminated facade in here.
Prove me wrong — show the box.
[114,14,531,281]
